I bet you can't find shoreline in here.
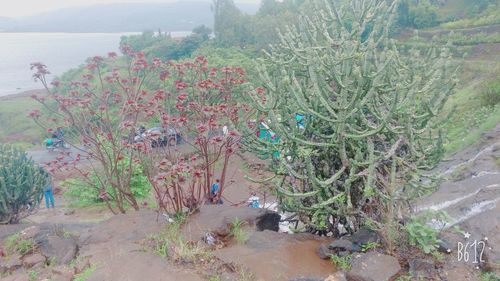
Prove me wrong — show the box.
[0,89,45,101]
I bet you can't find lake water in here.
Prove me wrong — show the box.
[0,32,189,97]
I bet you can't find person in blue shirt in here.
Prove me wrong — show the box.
[247,192,260,208]
[210,179,223,204]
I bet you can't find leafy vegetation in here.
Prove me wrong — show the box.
[0,145,45,224]
[73,263,97,281]
[330,254,352,270]
[4,233,36,255]
[146,213,210,262]
[245,0,456,234]
[229,218,249,244]
[0,96,42,148]
[62,160,151,208]
[405,211,450,254]
[120,25,212,61]
[479,271,500,281]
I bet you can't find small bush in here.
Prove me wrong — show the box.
[230,218,249,245]
[405,211,451,254]
[146,213,210,262]
[73,264,96,281]
[5,233,36,255]
[479,271,500,281]
[480,80,500,107]
[63,159,151,208]
[330,254,352,270]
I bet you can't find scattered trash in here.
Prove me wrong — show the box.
[162,213,175,223]
[204,232,216,245]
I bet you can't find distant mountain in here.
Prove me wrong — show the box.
[0,16,15,31]
[3,1,259,33]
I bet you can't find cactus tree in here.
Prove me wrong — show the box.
[246,0,457,233]
[0,145,45,224]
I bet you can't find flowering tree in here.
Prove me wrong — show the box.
[30,47,250,215]
[30,49,162,214]
[138,56,251,214]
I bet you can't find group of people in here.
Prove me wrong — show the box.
[44,127,65,149]
[210,179,260,208]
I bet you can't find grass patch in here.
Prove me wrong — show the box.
[0,96,43,145]
[4,233,36,256]
[444,104,500,155]
[27,270,39,281]
[230,218,249,245]
[330,254,352,270]
[479,271,500,281]
[441,60,500,155]
[73,264,97,281]
[146,213,211,262]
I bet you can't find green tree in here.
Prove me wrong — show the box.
[411,0,439,28]
[246,0,457,233]
[212,0,254,47]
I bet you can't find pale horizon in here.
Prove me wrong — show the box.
[1,0,261,18]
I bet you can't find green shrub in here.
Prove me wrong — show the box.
[480,271,500,281]
[330,254,352,270]
[230,218,249,245]
[63,158,151,208]
[480,80,500,107]
[0,145,45,224]
[405,211,451,254]
[5,233,36,255]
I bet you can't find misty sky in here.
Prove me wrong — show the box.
[1,0,261,17]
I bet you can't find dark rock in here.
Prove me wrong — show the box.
[350,228,380,251]
[64,209,75,216]
[40,235,78,265]
[22,253,46,268]
[329,239,354,252]
[0,254,23,273]
[346,252,401,281]
[338,250,350,257]
[256,211,281,232]
[437,237,453,254]
[408,259,436,279]
[318,243,334,259]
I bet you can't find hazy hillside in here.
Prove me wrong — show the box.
[1,1,259,33]
[0,16,15,31]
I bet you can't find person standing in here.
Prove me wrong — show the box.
[210,179,223,204]
[248,192,260,208]
[40,168,55,209]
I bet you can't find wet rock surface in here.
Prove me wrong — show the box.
[416,123,500,274]
[39,235,78,265]
[346,252,401,281]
